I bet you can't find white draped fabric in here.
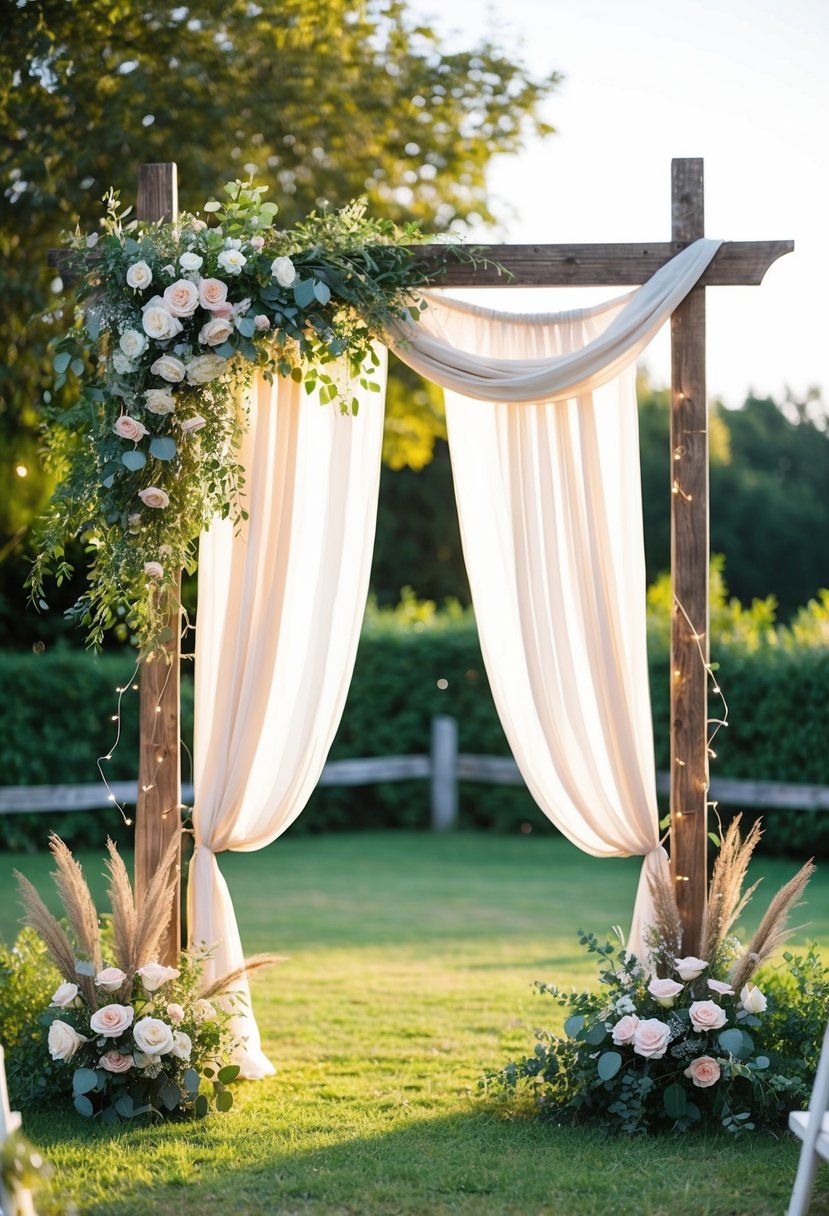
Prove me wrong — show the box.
[188,360,386,1077]
[388,239,721,957]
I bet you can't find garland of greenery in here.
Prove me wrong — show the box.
[29,179,461,654]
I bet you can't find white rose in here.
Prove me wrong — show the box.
[138,486,170,509]
[90,1003,134,1038]
[119,328,148,359]
[170,1031,192,1061]
[179,251,203,271]
[144,561,164,579]
[611,1014,639,1046]
[186,354,227,384]
[198,278,229,311]
[181,414,206,435]
[48,1019,87,1062]
[144,389,176,415]
[250,235,265,251]
[224,237,243,250]
[217,248,247,275]
[111,351,133,375]
[739,983,767,1014]
[271,256,297,287]
[50,982,79,1008]
[689,1000,728,1032]
[707,978,735,996]
[191,998,217,1024]
[162,278,200,317]
[674,956,708,982]
[199,317,234,347]
[632,1017,671,1059]
[647,977,684,1008]
[133,1017,175,1056]
[142,301,183,342]
[126,260,153,290]
[166,1003,185,1025]
[137,962,180,992]
[150,354,186,383]
[94,967,127,993]
[113,414,149,442]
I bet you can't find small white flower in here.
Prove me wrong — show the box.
[224,237,243,250]
[144,388,176,415]
[250,235,265,251]
[217,248,247,275]
[191,998,217,1024]
[111,350,133,375]
[179,251,203,271]
[271,255,297,287]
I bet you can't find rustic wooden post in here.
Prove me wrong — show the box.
[669,158,709,954]
[133,164,183,966]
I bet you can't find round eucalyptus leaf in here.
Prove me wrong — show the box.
[149,436,177,462]
[121,449,147,471]
[74,1094,94,1118]
[597,1051,622,1081]
[216,1089,233,1112]
[53,351,71,374]
[663,1082,687,1120]
[72,1067,99,1095]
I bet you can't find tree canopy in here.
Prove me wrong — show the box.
[0,0,559,642]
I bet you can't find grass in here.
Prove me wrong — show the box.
[2,831,828,1216]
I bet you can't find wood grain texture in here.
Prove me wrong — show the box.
[669,158,709,956]
[133,162,182,966]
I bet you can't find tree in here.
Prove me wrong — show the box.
[0,0,559,643]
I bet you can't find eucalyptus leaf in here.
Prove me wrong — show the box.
[214,340,236,358]
[70,358,85,377]
[149,436,177,462]
[217,1064,240,1085]
[597,1051,622,1081]
[236,316,256,338]
[195,1094,209,1118]
[162,1083,182,1112]
[717,1028,745,1057]
[74,1094,94,1118]
[73,1067,99,1095]
[121,449,147,471]
[182,1067,201,1094]
[563,1014,585,1038]
[114,1094,135,1118]
[100,1105,118,1126]
[754,1055,770,1070]
[585,1022,607,1047]
[314,280,332,305]
[216,1090,233,1112]
[663,1082,687,1120]
[293,278,316,309]
[53,351,71,374]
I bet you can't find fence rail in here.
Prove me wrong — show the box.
[1,715,827,829]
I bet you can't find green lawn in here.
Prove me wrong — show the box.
[2,832,828,1216]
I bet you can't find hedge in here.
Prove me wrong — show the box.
[1,611,827,855]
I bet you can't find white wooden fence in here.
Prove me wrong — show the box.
[0,715,828,830]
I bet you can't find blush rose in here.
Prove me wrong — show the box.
[90,1003,134,1038]
[689,1000,727,1032]
[611,1014,639,1046]
[684,1055,721,1087]
[48,1020,87,1062]
[113,415,148,442]
[138,486,170,509]
[632,1018,670,1059]
[99,1051,134,1073]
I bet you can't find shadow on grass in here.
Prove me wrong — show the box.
[26,1100,820,1216]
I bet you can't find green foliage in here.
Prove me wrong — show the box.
[0,928,63,1108]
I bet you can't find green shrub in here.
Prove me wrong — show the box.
[0,928,63,1108]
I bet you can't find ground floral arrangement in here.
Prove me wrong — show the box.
[11,834,273,1124]
[483,818,826,1135]
[30,180,466,654]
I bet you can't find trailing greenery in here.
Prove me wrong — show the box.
[1,573,828,854]
[0,835,826,1216]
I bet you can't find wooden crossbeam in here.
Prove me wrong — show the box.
[45,158,792,958]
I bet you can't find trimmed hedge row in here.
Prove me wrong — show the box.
[1,624,827,855]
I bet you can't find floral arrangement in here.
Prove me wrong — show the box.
[30,180,460,653]
[483,818,820,1135]
[15,834,274,1124]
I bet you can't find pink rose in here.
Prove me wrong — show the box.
[144,561,164,579]
[253,314,271,331]
[113,415,148,442]
[163,279,200,317]
[611,1014,639,1046]
[95,967,127,993]
[684,1055,721,1088]
[138,487,170,509]
[199,317,234,347]
[632,1017,670,1060]
[250,235,265,251]
[90,1003,134,1038]
[99,1051,134,1074]
[647,977,684,1008]
[180,415,206,435]
[198,277,229,311]
[689,1000,727,1032]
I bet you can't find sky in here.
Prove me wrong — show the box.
[411,0,829,409]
